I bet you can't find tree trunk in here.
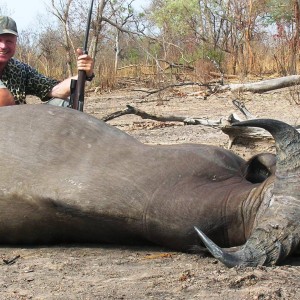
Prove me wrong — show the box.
[90,0,107,63]
[290,0,300,74]
[50,0,74,77]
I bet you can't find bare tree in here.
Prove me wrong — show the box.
[48,0,76,76]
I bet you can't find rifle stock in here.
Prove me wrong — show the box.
[70,71,86,111]
[70,0,94,112]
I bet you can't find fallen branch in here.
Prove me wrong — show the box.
[219,75,300,93]
[131,74,300,98]
[232,99,256,119]
[3,255,20,265]
[103,105,224,126]
[133,75,300,99]
[102,102,299,148]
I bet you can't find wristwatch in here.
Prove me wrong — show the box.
[86,73,95,81]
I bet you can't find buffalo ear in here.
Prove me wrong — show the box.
[243,153,276,183]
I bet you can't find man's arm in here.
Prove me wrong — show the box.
[0,80,15,106]
[48,49,94,99]
[48,75,77,99]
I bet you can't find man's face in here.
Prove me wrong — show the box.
[0,34,17,64]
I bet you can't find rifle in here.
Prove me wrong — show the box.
[70,0,94,111]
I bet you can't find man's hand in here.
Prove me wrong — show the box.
[76,48,94,78]
[49,49,95,100]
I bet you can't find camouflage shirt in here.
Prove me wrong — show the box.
[1,58,59,104]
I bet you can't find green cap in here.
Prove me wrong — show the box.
[0,16,18,36]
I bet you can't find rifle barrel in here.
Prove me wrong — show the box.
[83,0,94,54]
[70,0,94,111]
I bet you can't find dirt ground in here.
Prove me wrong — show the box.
[1,84,300,299]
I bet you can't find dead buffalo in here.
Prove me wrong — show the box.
[0,105,299,267]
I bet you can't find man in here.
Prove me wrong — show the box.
[0,16,94,107]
